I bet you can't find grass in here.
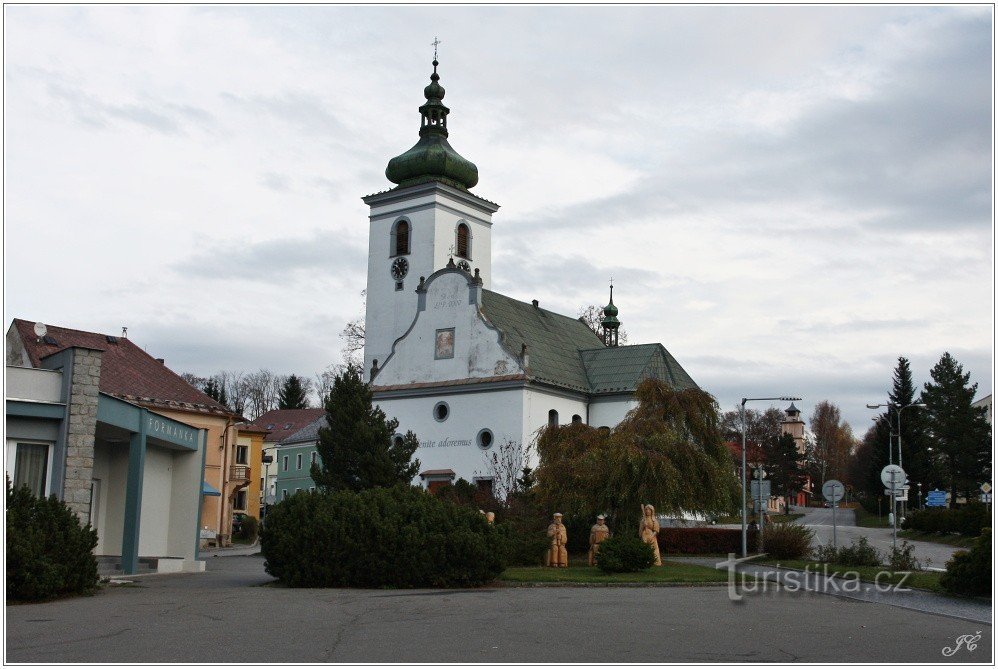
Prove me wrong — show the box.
[500,560,727,584]
[897,529,978,549]
[749,557,943,592]
[854,506,892,528]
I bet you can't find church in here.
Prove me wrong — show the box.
[362,56,698,492]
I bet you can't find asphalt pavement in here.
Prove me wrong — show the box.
[5,554,992,663]
[796,506,960,569]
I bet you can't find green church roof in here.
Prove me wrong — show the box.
[385,59,479,190]
[480,290,698,395]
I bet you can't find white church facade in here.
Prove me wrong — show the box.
[362,57,697,491]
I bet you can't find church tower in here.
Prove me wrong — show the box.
[362,54,499,379]
[601,284,621,347]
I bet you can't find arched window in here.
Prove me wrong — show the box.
[572,414,582,425]
[456,223,471,259]
[548,409,559,427]
[393,219,410,256]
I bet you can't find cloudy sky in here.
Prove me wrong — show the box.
[4,5,993,430]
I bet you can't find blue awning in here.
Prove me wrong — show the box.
[202,481,221,496]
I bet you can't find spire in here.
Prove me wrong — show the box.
[601,280,621,347]
[385,46,479,191]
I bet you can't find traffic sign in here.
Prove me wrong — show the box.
[822,479,845,503]
[750,480,771,499]
[881,464,907,489]
[925,489,948,507]
[981,493,992,503]
[981,482,992,494]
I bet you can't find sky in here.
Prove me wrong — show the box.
[4,5,993,431]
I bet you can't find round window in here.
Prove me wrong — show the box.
[477,429,494,450]
[393,435,405,448]
[433,402,449,422]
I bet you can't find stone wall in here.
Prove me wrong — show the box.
[63,348,102,525]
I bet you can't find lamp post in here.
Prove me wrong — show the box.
[867,401,925,520]
[741,395,801,557]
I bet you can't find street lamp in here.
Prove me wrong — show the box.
[741,395,801,557]
[867,401,926,518]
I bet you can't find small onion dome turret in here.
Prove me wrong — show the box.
[601,285,620,330]
[385,58,479,191]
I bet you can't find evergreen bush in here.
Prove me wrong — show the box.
[595,534,656,573]
[903,505,989,537]
[940,529,991,597]
[762,522,813,559]
[6,482,99,602]
[260,485,506,588]
[238,516,260,542]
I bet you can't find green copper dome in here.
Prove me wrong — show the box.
[601,285,620,330]
[385,59,479,190]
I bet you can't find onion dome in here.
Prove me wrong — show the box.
[601,283,621,347]
[385,58,479,190]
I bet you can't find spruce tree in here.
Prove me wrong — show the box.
[888,357,930,488]
[203,377,229,408]
[278,374,310,410]
[311,364,420,491]
[922,352,991,507]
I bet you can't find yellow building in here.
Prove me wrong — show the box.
[236,423,270,522]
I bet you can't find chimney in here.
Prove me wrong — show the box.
[532,299,539,308]
[155,358,165,365]
[121,326,128,339]
[521,344,530,369]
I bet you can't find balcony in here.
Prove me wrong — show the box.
[229,465,250,482]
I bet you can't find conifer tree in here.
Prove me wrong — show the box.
[922,352,991,507]
[311,364,420,491]
[203,377,229,408]
[278,374,310,410]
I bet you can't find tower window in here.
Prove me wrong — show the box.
[392,219,410,256]
[456,222,471,259]
[572,415,582,425]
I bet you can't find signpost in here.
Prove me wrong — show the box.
[925,489,948,507]
[822,479,844,549]
[881,465,907,552]
[982,483,992,512]
[754,468,767,547]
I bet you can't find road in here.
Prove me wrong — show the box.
[796,507,960,569]
[5,554,991,663]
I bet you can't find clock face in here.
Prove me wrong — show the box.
[457,259,471,272]
[391,257,409,280]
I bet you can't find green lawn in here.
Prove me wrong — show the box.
[897,530,978,549]
[854,506,892,528]
[750,557,943,592]
[500,561,728,584]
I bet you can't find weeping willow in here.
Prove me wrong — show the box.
[535,380,740,525]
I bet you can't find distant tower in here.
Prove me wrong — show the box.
[780,402,806,453]
[601,283,621,347]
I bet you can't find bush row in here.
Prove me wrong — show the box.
[941,529,991,597]
[659,527,758,555]
[902,504,990,537]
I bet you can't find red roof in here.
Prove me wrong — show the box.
[254,408,326,443]
[11,318,236,418]
[725,440,765,463]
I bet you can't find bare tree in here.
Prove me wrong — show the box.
[577,304,628,345]
[339,289,366,366]
[314,363,349,405]
[180,372,207,390]
[485,439,534,503]
[240,369,286,420]
[809,401,855,485]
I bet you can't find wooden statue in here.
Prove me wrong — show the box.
[588,515,611,566]
[545,513,568,567]
[485,511,495,524]
[639,504,662,566]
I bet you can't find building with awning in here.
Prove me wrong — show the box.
[7,348,208,574]
[6,319,244,572]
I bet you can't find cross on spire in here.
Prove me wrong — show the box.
[432,37,441,61]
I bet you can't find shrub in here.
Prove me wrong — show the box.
[829,537,883,567]
[888,541,922,571]
[660,527,758,555]
[596,534,655,573]
[260,485,506,588]
[6,482,99,602]
[941,529,991,597]
[238,516,260,542]
[903,505,990,537]
[762,522,813,559]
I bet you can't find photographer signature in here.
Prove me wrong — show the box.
[942,631,982,656]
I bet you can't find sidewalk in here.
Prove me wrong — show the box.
[202,540,260,557]
[675,556,991,624]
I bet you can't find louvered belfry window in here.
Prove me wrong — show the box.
[396,220,410,255]
[456,223,470,259]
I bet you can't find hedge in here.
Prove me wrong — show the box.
[260,485,506,588]
[6,482,99,602]
[596,534,655,573]
[902,504,990,537]
[940,529,991,597]
[659,527,758,555]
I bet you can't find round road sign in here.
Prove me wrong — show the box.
[880,464,907,489]
[822,479,845,503]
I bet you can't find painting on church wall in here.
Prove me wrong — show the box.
[435,328,455,359]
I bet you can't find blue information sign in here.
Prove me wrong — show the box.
[925,489,948,507]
